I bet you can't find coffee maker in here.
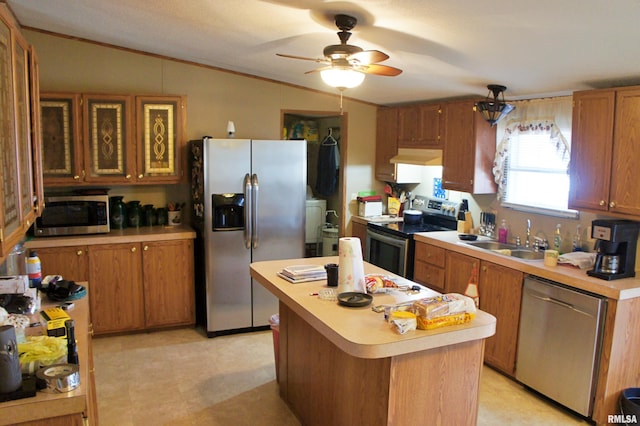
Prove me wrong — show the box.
[588,219,640,280]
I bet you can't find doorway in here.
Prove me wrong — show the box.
[282,110,346,257]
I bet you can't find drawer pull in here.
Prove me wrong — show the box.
[76,250,83,256]
[143,245,149,251]
[131,247,137,253]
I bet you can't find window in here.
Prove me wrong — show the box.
[493,97,578,218]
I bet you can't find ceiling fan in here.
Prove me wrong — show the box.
[276,14,402,89]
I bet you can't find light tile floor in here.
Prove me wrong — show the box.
[93,327,590,425]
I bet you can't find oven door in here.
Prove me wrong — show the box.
[366,228,410,278]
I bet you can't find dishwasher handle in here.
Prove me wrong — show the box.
[527,292,596,319]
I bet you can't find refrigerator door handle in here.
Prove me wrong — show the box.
[251,173,259,249]
[243,173,252,249]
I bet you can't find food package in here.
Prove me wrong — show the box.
[390,311,417,335]
[412,293,476,330]
[364,274,400,293]
[18,335,68,374]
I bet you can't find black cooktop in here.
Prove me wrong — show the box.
[368,215,456,239]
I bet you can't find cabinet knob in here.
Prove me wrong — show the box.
[610,201,616,208]
[143,245,149,251]
[73,175,80,180]
[131,247,137,253]
[76,250,83,256]
[125,174,132,179]
[599,200,606,206]
[482,266,487,272]
[138,174,144,179]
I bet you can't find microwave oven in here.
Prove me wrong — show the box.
[33,195,110,237]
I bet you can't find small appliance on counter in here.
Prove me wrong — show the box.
[587,219,640,280]
[33,194,110,237]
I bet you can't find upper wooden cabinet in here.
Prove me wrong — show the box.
[0,5,41,258]
[569,87,640,216]
[441,99,497,194]
[40,92,187,187]
[375,107,398,182]
[397,103,442,149]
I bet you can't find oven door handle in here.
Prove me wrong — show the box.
[366,229,409,248]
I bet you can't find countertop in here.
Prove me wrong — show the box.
[0,288,91,425]
[250,256,496,359]
[415,231,640,300]
[351,215,403,225]
[25,225,196,248]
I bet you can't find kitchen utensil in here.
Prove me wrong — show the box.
[337,292,373,307]
[458,234,478,241]
[403,209,422,225]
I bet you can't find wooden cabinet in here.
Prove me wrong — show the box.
[445,250,523,376]
[397,104,442,149]
[375,107,398,182]
[441,99,497,194]
[350,220,368,257]
[88,242,145,334]
[0,6,42,258]
[142,239,195,328]
[34,237,195,335]
[569,87,640,216]
[41,92,187,186]
[478,261,523,376]
[413,241,446,293]
[36,245,89,282]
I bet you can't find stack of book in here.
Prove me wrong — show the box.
[277,265,327,284]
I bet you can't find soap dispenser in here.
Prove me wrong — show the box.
[498,219,508,243]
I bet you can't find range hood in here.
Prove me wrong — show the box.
[390,148,442,166]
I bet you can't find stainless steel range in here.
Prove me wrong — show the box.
[365,196,459,279]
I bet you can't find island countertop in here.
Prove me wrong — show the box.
[250,256,496,359]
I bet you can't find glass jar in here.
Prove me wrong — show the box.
[127,201,143,228]
[156,208,168,226]
[143,204,157,226]
[109,196,127,229]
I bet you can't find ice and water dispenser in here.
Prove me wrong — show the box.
[212,194,244,231]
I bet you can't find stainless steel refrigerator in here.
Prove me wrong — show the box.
[190,137,306,336]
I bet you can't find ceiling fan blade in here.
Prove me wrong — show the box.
[359,64,403,76]
[304,66,331,74]
[276,53,329,64]
[349,50,389,65]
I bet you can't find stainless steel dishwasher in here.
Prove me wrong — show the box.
[516,275,606,417]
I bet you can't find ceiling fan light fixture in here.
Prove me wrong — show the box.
[320,67,365,89]
[476,84,515,126]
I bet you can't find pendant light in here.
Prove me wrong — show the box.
[475,84,515,126]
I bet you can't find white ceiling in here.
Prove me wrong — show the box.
[7,0,640,105]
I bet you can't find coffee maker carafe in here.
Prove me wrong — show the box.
[588,219,640,280]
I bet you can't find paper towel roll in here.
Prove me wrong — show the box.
[337,237,366,294]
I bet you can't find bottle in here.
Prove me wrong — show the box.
[26,250,42,289]
[573,224,583,252]
[498,219,508,243]
[65,319,79,365]
[464,264,479,308]
[554,224,562,252]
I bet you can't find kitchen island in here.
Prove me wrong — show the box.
[250,257,496,426]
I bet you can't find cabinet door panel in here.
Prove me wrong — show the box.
[142,239,195,327]
[418,103,441,148]
[37,245,89,282]
[40,93,83,184]
[609,88,640,216]
[375,107,398,182]
[444,251,478,295]
[568,90,614,211]
[413,261,445,293]
[88,243,144,334]
[479,261,523,375]
[83,94,135,183]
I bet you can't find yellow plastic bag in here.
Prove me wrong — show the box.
[18,335,67,374]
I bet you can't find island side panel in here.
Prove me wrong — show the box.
[387,339,484,425]
[281,303,392,426]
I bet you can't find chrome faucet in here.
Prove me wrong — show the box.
[525,219,531,248]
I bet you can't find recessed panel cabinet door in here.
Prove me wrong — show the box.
[142,239,195,328]
[40,93,83,184]
[88,243,145,334]
[136,95,186,183]
[83,94,135,183]
[36,245,89,282]
[0,14,20,255]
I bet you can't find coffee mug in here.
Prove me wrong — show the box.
[544,250,559,267]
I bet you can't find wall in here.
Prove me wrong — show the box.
[25,29,381,235]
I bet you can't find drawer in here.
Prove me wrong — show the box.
[413,261,445,293]
[415,242,445,268]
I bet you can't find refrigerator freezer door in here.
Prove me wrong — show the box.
[251,140,307,326]
[204,139,253,332]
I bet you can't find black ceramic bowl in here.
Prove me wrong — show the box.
[458,233,478,241]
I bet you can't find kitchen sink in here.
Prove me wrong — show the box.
[463,240,544,260]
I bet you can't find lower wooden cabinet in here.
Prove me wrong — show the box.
[34,238,195,335]
[350,221,368,257]
[442,250,523,376]
[413,241,446,293]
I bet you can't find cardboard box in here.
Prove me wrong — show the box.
[40,307,70,338]
[0,275,28,294]
[359,201,383,217]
